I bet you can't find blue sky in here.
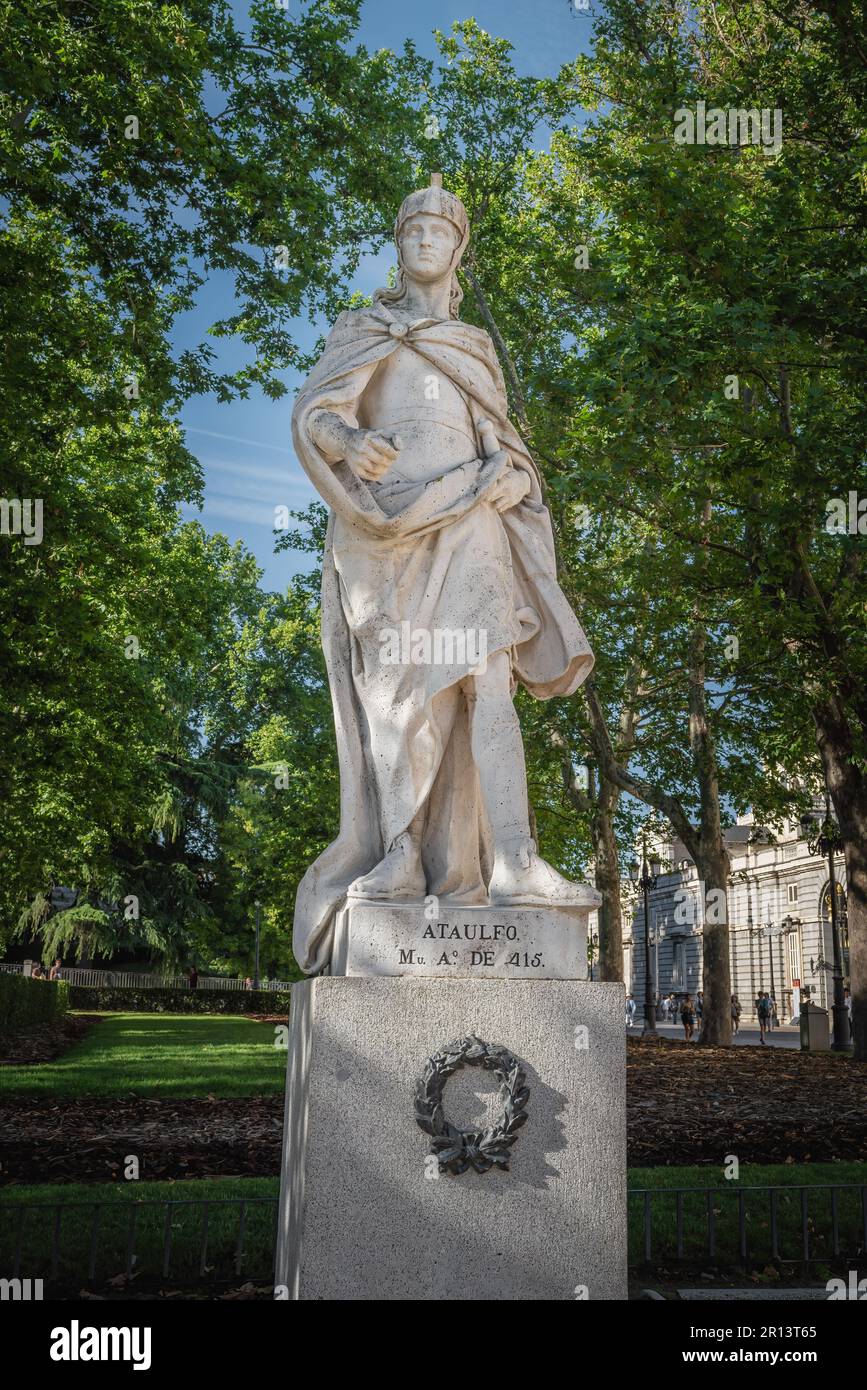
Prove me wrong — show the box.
[179,1,596,591]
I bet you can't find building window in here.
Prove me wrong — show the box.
[786,928,802,986]
[787,883,798,904]
[672,939,686,989]
[821,881,849,954]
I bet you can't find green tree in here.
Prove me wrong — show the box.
[394,10,864,1051]
[0,0,423,959]
[268,7,864,1045]
[524,0,867,1046]
[209,509,336,979]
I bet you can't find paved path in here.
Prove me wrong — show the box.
[628,1021,803,1049]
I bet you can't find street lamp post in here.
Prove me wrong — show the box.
[750,918,797,1024]
[780,914,801,1019]
[587,929,599,980]
[749,922,775,1010]
[800,796,850,1051]
[652,926,660,1001]
[630,849,662,1034]
[809,952,829,1010]
[767,927,776,1005]
[254,900,261,991]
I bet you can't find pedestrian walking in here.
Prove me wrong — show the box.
[625,994,636,1028]
[731,993,742,1036]
[187,965,199,991]
[680,995,696,1041]
[756,991,772,1043]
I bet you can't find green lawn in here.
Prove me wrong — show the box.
[3,1164,865,1285]
[3,1012,865,1283]
[0,1013,287,1098]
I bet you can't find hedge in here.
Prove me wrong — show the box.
[67,984,292,1015]
[0,973,70,1033]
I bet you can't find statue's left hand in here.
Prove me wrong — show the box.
[490,466,531,512]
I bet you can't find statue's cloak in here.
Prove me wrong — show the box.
[291,305,594,972]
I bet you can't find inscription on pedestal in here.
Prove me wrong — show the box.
[331,895,600,980]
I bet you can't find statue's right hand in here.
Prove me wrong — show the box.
[344,428,402,482]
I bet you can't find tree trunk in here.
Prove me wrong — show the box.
[592,771,624,982]
[696,838,732,1045]
[813,696,867,1060]
[528,798,539,848]
[843,822,867,1061]
[552,742,625,983]
[687,500,731,1044]
[462,260,530,433]
[689,669,731,1043]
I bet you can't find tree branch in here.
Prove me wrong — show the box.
[583,678,702,863]
[461,258,530,434]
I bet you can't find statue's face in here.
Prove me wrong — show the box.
[398,212,461,284]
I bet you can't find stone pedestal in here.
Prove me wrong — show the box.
[331,894,600,979]
[275,976,627,1300]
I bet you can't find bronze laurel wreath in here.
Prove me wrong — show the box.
[414,1033,530,1176]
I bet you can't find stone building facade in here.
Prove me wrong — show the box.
[613,814,849,1023]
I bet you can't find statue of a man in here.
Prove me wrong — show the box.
[291,176,595,973]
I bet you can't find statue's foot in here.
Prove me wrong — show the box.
[347,832,426,902]
[488,837,589,907]
[437,886,489,906]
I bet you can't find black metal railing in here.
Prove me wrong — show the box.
[4,1183,866,1289]
[629,1183,867,1267]
[4,1196,279,1286]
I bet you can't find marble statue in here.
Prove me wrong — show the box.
[291,175,595,973]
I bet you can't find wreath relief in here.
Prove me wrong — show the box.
[414,1033,531,1176]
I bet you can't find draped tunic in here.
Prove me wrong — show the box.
[290,304,594,973]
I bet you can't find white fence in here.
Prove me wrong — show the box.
[2,963,293,992]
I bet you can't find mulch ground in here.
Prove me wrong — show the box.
[0,1096,284,1184]
[627,1035,867,1166]
[1,1031,865,1184]
[0,1014,101,1065]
